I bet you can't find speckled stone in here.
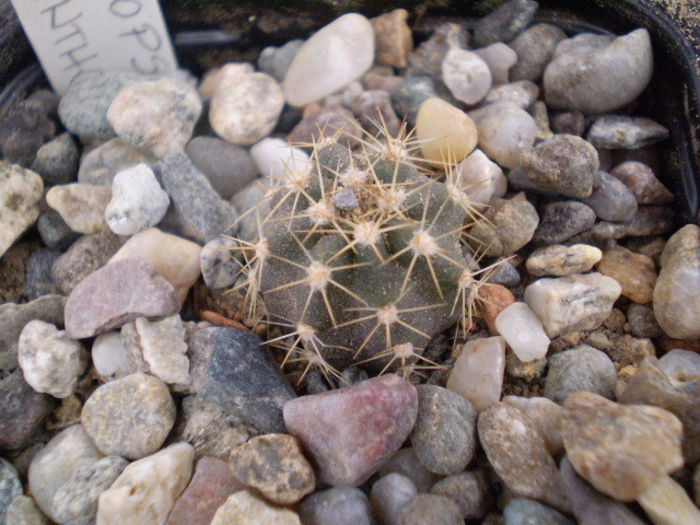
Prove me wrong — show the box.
[78,138,155,186]
[502,396,564,455]
[597,244,657,304]
[81,373,175,459]
[472,0,539,47]
[0,458,22,524]
[0,98,55,166]
[469,193,538,256]
[483,80,539,108]
[200,236,241,289]
[510,24,567,81]
[544,345,617,403]
[587,115,669,150]
[0,162,43,257]
[533,201,596,245]
[610,161,674,205]
[185,137,257,199]
[430,471,491,520]
[45,183,112,234]
[0,370,54,450]
[31,132,79,185]
[5,495,50,525]
[211,490,300,525]
[397,494,463,525]
[299,487,374,525]
[526,244,602,277]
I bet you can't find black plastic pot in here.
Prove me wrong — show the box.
[1,0,698,222]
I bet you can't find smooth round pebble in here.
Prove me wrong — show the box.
[452,149,507,208]
[379,447,439,493]
[30,132,79,185]
[370,473,417,525]
[544,345,617,403]
[45,183,112,234]
[442,48,492,105]
[92,332,130,381]
[469,102,537,168]
[299,487,373,525]
[494,302,550,362]
[504,498,574,525]
[581,170,638,222]
[258,39,304,82]
[526,244,602,277]
[430,471,491,520]
[397,494,463,525]
[447,336,506,412]
[185,137,257,199]
[211,490,300,525]
[416,97,478,165]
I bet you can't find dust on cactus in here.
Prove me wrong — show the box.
[231,120,493,386]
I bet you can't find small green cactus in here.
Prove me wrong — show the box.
[234,125,489,385]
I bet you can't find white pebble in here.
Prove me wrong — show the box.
[657,349,700,386]
[451,149,507,208]
[370,473,417,525]
[474,42,517,85]
[495,302,550,362]
[92,332,130,381]
[447,336,506,412]
[250,137,312,182]
[442,48,492,105]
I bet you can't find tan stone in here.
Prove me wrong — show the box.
[46,183,111,234]
[211,491,301,525]
[416,98,478,166]
[371,9,413,68]
[597,245,657,304]
[526,244,602,277]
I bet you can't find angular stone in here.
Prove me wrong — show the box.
[228,433,314,505]
[283,375,418,486]
[581,170,638,222]
[372,9,413,68]
[64,258,180,339]
[397,494,463,525]
[495,302,550,362]
[0,371,54,450]
[78,138,155,186]
[473,0,539,47]
[597,244,656,304]
[24,248,61,300]
[211,491,300,525]
[447,336,506,412]
[185,137,257,199]
[510,23,567,82]
[97,443,194,524]
[0,162,43,257]
[504,498,573,525]
[562,391,684,501]
[524,273,622,337]
[416,97,478,165]
[430,471,491,520]
[551,110,586,136]
[81,373,175,459]
[37,209,79,250]
[283,13,375,107]
[610,161,674,205]
[544,345,617,403]
[31,132,79,185]
[299,487,373,525]
[502,396,564,455]
[258,40,304,82]
[371,473,417,525]
[469,193,538,256]
[442,48,492,105]
[469,102,537,168]
[46,183,112,234]
[526,244,602,277]
[587,116,669,149]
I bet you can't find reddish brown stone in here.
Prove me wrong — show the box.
[610,161,674,205]
[478,284,515,334]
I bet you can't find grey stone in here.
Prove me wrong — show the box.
[483,80,538,109]
[610,161,674,205]
[472,0,539,47]
[258,39,304,82]
[0,100,55,166]
[551,111,586,136]
[627,303,664,338]
[78,138,155,186]
[299,488,374,525]
[5,495,49,525]
[185,137,258,199]
[397,494,463,525]
[488,261,521,287]
[580,170,638,222]
[379,448,439,493]
[0,458,22,524]
[509,23,567,82]
[533,201,596,245]
[406,23,468,80]
[544,345,617,403]
[586,206,675,241]
[410,385,477,475]
[200,236,241,290]
[24,249,61,300]
[154,152,239,243]
[351,89,401,136]
[587,115,669,149]
[189,326,295,433]
[370,473,417,525]
[332,187,360,211]
[469,193,539,256]
[391,77,438,127]
[30,132,79,185]
[430,471,491,520]
[37,210,78,251]
[0,371,54,450]
[503,498,573,525]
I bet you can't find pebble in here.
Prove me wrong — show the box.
[544,345,617,403]
[24,248,61,300]
[46,183,112,234]
[530,100,554,141]
[504,498,573,525]
[473,0,539,47]
[78,138,155,186]
[524,272,622,337]
[653,224,700,338]
[551,110,586,136]
[362,71,403,94]
[483,80,539,108]
[200,236,240,289]
[489,260,521,286]
[495,302,550,362]
[0,163,43,258]
[397,494,464,525]
[406,22,467,79]
[416,97,478,165]
[510,23,567,81]
[478,283,515,334]
[283,13,374,107]
[28,424,103,522]
[0,99,55,166]
[447,336,506,411]
[64,258,180,339]
[18,320,87,398]
[597,244,657,304]
[627,303,664,338]
[469,102,537,168]
[37,209,79,250]
[58,71,142,140]
[560,457,646,525]
[477,403,566,509]
[211,490,300,525]
[475,43,517,85]
[166,456,243,525]
[520,134,599,198]
[154,152,238,243]
[502,396,564,455]
[52,455,128,525]
[210,71,284,145]
[81,373,175,459]
[410,385,477,475]
[430,471,491,520]
[350,89,401,136]
[610,161,674,205]
[96,442,194,524]
[505,351,546,382]
[587,115,669,149]
[198,63,254,101]
[258,40,304,82]
[533,201,596,245]
[581,170,638,222]
[379,447,438,493]
[371,9,413,68]
[452,148,507,208]
[5,495,50,525]
[544,29,653,113]
[250,136,312,182]
[299,487,373,525]
[469,193,539,256]
[92,332,130,381]
[370,473,417,525]
[588,206,675,241]
[283,375,418,486]
[657,348,700,386]
[636,474,700,525]
[105,164,170,235]
[526,244,602,277]
[30,132,79,185]
[185,137,257,199]
[287,105,362,147]
[228,433,314,504]
[189,326,295,433]
[0,459,22,524]
[442,48,492,105]
[392,76,439,126]
[109,227,201,303]
[562,391,684,501]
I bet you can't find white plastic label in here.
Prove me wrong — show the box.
[10,0,178,95]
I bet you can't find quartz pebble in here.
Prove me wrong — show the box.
[510,23,567,81]
[562,391,684,501]
[185,137,257,199]
[166,456,243,525]
[544,345,616,402]
[97,443,194,525]
[78,138,154,186]
[504,498,573,525]
[82,373,175,459]
[371,473,417,525]
[211,490,300,525]
[299,487,374,525]
[397,494,463,525]
[228,433,314,504]
[469,193,539,256]
[0,163,43,257]
[525,273,622,337]
[502,396,564,455]
[283,13,375,107]
[587,115,669,150]
[250,137,312,182]
[494,302,550,362]
[410,385,477,475]
[442,48,492,105]
[31,132,79,185]
[526,244,602,276]
[46,183,112,234]
[483,80,539,108]
[105,164,169,235]
[107,77,202,158]
[284,375,418,486]
[379,448,438,493]
[597,244,657,304]
[0,370,54,450]
[610,161,674,205]
[469,102,537,168]
[452,149,507,208]
[430,471,491,520]
[371,9,412,68]
[543,29,653,113]
[473,0,539,47]
[92,332,130,381]
[416,97,478,165]
[5,495,50,525]
[533,201,596,244]
[475,43,517,85]
[0,459,22,525]
[447,336,506,411]
[18,320,87,398]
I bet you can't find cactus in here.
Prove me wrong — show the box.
[233,123,490,385]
